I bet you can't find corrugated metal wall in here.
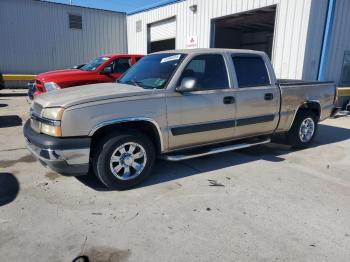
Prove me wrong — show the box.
[0,0,127,74]
[301,0,328,81]
[127,0,317,80]
[325,0,350,84]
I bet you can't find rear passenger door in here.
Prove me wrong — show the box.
[231,54,279,138]
[166,54,237,150]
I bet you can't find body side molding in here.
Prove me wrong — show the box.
[171,114,275,136]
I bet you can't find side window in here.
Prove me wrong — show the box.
[179,54,229,90]
[232,56,270,88]
[111,58,132,74]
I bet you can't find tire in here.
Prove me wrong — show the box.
[92,130,156,190]
[286,110,318,148]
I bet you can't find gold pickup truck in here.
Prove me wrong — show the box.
[24,49,337,189]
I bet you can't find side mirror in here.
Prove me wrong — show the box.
[176,77,198,93]
[101,66,112,74]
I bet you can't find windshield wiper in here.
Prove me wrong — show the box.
[122,80,154,89]
[125,80,141,87]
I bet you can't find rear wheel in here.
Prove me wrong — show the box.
[92,131,156,190]
[286,110,318,148]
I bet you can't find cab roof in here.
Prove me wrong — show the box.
[153,48,266,56]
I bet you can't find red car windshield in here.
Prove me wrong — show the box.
[80,56,110,71]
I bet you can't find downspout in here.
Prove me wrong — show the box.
[317,0,336,80]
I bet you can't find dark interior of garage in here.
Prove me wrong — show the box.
[149,38,175,53]
[212,5,276,58]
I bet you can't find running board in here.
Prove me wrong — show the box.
[161,138,271,161]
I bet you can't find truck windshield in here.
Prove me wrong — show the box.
[80,56,110,71]
[118,53,185,89]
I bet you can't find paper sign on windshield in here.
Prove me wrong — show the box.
[160,54,181,63]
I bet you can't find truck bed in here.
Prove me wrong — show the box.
[275,79,336,132]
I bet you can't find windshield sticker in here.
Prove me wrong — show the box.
[160,54,181,63]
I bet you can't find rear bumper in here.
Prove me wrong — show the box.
[23,120,91,176]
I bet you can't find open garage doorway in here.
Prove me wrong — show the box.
[211,6,276,58]
[148,17,176,53]
[149,38,175,53]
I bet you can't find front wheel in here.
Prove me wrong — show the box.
[92,131,156,190]
[286,110,318,148]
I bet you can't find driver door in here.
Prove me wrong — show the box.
[166,54,236,150]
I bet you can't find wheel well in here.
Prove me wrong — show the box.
[298,101,321,121]
[90,121,162,154]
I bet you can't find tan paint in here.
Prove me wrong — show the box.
[31,49,336,154]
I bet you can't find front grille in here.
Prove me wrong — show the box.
[27,81,36,99]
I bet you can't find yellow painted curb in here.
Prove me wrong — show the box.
[337,87,350,96]
[3,74,36,81]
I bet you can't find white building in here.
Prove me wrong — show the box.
[127,0,350,85]
[1,0,349,87]
[0,0,128,74]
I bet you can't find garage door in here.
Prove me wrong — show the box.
[149,18,176,42]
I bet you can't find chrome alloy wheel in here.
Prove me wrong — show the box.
[299,117,315,143]
[109,142,147,180]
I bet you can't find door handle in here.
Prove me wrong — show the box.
[264,93,274,100]
[223,96,235,104]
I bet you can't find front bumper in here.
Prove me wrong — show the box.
[23,120,91,176]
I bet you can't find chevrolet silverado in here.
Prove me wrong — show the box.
[24,49,337,189]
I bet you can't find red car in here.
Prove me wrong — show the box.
[28,54,143,98]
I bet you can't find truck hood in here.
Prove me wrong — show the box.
[36,69,90,82]
[34,83,154,108]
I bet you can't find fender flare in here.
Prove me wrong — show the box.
[88,117,164,152]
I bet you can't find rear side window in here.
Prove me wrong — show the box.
[179,54,229,90]
[232,56,270,88]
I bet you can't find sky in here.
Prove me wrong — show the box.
[44,0,174,13]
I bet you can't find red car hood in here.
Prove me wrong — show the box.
[36,69,90,82]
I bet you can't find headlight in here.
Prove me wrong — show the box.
[41,123,62,137]
[44,82,60,92]
[40,107,64,136]
[42,107,64,120]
